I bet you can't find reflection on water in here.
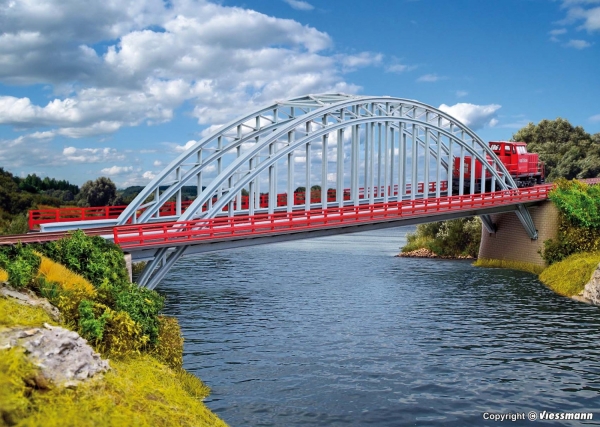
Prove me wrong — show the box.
[158,227,600,426]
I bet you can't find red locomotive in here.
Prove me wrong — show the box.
[453,141,544,192]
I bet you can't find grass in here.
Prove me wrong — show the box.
[37,255,96,296]
[473,258,546,275]
[0,296,57,328]
[539,252,600,297]
[16,355,226,427]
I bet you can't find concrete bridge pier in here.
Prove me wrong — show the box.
[478,201,559,266]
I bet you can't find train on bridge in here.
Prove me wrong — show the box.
[453,141,544,193]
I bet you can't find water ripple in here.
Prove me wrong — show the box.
[159,228,600,426]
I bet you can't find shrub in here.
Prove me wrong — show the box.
[78,300,111,344]
[152,316,184,370]
[101,310,149,358]
[0,244,41,289]
[539,251,600,296]
[39,230,129,287]
[0,268,7,282]
[402,218,481,257]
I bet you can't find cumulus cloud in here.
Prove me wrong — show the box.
[438,103,502,130]
[0,0,381,143]
[62,147,125,163]
[564,38,592,48]
[417,73,446,83]
[561,3,600,32]
[283,0,315,11]
[101,165,134,175]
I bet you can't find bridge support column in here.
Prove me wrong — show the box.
[478,201,559,266]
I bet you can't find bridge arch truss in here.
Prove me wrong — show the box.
[119,94,532,288]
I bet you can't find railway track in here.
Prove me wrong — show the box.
[0,227,116,245]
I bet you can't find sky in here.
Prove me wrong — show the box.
[0,0,599,188]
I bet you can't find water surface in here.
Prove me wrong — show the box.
[158,227,600,426]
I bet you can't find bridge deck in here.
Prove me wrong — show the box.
[113,185,553,250]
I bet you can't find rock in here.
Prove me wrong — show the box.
[0,285,61,322]
[582,263,600,306]
[396,248,474,260]
[0,323,109,387]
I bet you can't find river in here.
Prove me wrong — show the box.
[157,227,600,426]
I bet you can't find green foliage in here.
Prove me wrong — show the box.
[539,251,600,296]
[152,316,184,370]
[0,244,41,289]
[98,280,164,345]
[402,218,481,257]
[78,299,111,343]
[4,214,29,235]
[39,230,164,345]
[548,179,600,228]
[513,118,600,181]
[541,180,600,264]
[39,230,129,286]
[76,176,118,207]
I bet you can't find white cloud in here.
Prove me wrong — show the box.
[62,146,125,163]
[283,0,314,11]
[337,52,383,72]
[0,0,366,144]
[564,39,593,48]
[590,113,600,122]
[153,160,163,167]
[173,140,198,153]
[101,165,134,175]
[563,4,600,32]
[438,103,502,130]
[455,90,468,98]
[142,171,156,180]
[417,73,446,83]
[385,63,417,74]
[549,28,568,35]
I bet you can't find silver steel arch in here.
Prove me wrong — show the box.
[118,94,517,226]
[125,94,536,289]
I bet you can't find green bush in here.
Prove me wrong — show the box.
[98,280,164,345]
[0,244,41,289]
[542,180,600,264]
[402,218,481,257]
[39,230,129,287]
[78,299,111,343]
[152,316,184,370]
[548,179,600,229]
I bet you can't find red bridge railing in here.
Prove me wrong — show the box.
[113,184,552,250]
[28,182,449,230]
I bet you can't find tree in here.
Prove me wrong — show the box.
[512,118,600,181]
[77,177,118,207]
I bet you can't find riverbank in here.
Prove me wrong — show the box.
[0,232,227,426]
[396,247,474,260]
[1,290,226,426]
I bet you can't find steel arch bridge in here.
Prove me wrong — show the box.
[113,93,537,289]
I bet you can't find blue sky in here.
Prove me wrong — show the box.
[0,0,598,187]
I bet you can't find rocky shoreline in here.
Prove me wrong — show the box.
[396,247,474,260]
